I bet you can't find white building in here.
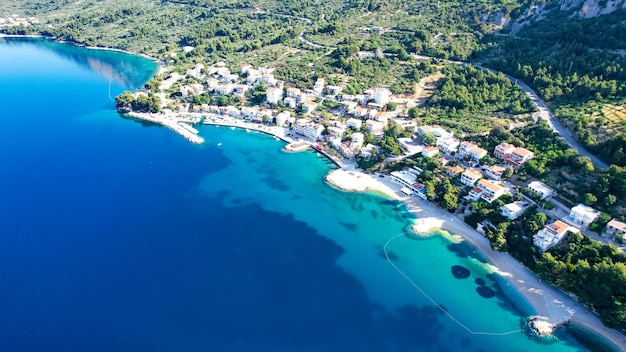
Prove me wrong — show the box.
[351,132,365,150]
[501,202,526,220]
[526,181,555,200]
[508,147,535,168]
[476,179,506,203]
[371,88,391,106]
[605,219,626,238]
[293,119,324,140]
[459,141,487,160]
[346,118,363,130]
[398,138,424,155]
[467,187,483,202]
[313,78,325,95]
[283,96,297,109]
[569,204,601,228]
[422,146,440,158]
[301,102,318,114]
[484,165,507,180]
[357,51,376,59]
[390,170,421,194]
[365,120,385,139]
[275,111,291,127]
[331,138,354,158]
[460,168,482,186]
[266,87,283,104]
[533,220,571,252]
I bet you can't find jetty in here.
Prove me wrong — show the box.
[127,112,204,144]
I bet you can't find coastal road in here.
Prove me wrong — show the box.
[474,65,609,171]
[413,53,609,171]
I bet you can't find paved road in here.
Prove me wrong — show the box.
[474,65,609,170]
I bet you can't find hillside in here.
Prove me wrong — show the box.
[476,0,626,167]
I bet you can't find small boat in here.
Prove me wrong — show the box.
[217,142,222,146]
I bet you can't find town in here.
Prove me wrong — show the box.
[119,61,626,259]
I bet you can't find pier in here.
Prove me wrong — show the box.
[127,112,204,144]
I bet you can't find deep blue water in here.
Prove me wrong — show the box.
[0,38,599,351]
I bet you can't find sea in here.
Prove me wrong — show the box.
[0,37,606,351]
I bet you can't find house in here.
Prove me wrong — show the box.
[398,138,424,155]
[346,118,363,130]
[326,85,343,95]
[357,51,376,59]
[484,165,507,180]
[476,179,506,203]
[494,143,516,160]
[467,187,483,202]
[365,120,385,139]
[301,102,318,114]
[232,84,250,97]
[526,181,555,200]
[438,157,450,167]
[604,219,626,238]
[283,96,297,109]
[533,220,571,251]
[417,125,454,144]
[313,78,325,95]
[331,138,354,158]
[501,201,527,220]
[438,138,460,153]
[508,147,535,168]
[392,118,417,132]
[371,88,391,106]
[351,132,365,150]
[214,83,234,95]
[460,168,482,186]
[390,170,423,194]
[293,119,324,140]
[569,204,601,228]
[266,87,283,104]
[275,111,291,127]
[359,144,380,159]
[422,146,440,158]
[446,165,464,177]
[326,126,345,139]
[459,141,487,160]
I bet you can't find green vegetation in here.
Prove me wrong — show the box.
[115,91,162,113]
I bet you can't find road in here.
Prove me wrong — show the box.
[474,65,609,170]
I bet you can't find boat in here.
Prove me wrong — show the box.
[217,142,222,146]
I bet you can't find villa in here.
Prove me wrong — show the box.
[460,168,482,186]
[508,147,535,168]
[527,181,555,200]
[604,219,626,238]
[501,201,527,220]
[459,141,487,160]
[569,204,601,228]
[422,146,440,158]
[484,165,507,180]
[467,187,483,202]
[275,111,291,127]
[446,165,464,177]
[475,179,506,203]
[266,87,283,104]
[494,143,516,159]
[533,220,571,251]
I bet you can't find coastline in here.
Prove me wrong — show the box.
[324,165,626,351]
[0,33,166,70]
[4,34,622,349]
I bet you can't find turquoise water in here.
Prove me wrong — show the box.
[0,37,594,351]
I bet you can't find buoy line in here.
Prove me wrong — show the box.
[383,233,523,336]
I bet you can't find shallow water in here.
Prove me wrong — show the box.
[0,38,593,351]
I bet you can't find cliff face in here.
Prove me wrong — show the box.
[561,0,626,18]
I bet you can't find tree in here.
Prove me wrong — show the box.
[115,91,134,112]
[582,193,598,206]
[503,166,514,179]
[421,131,437,146]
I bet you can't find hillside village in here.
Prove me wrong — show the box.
[121,61,626,258]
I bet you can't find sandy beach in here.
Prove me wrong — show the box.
[325,165,626,351]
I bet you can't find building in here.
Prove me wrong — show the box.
[604,219,626,238]
[232,84,250,97]
[390,170,422,194]
[398,138,424,155]
[275,111,291,127]
[459,141,487,160]
[501,202,527,220]
[460,168,482,186]
[494,143,516,160]
[359,144,380,159]
[569,204,601,228]
[351,132,365,150]
[293,119,324,140]
[357,51,376,59]
[476,179,506,203]
[313,78,325,95]
[422,146,440,158]
[283,96,297,109]
[446,165,464,177]
[301,102,318,114]
[331,138,354,158]
[365,120,385,139]
[484,165,507,180]
[467,187,483,202]
[371,88,391,106]
[533,220,571,251]
[266,87,283,104]
[392,118,417,133]
[346,118,363,130]
[526,181,555,200]
[508,147,535,168]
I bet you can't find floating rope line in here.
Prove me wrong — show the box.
[383,233,523,336]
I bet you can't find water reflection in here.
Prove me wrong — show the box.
[0,36,157,87]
